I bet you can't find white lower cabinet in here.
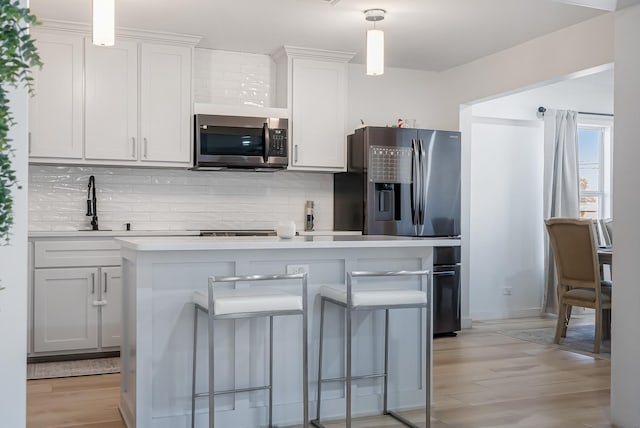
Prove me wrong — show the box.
[33,266,121,354]
[100,267,122,348]
[34,268,99,353]
[31,239,123,356]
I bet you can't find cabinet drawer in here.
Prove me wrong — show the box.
[34,240,121,268]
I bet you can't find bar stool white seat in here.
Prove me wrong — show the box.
[318,285,428,307]
[312,270,432,428]
[191,273,309,428]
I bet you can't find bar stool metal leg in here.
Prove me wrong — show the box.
[346,275,353,428]
[269,316,274,428]
[302,277,309,428]
[192,307,199,428]
[208,296,215,428]
[314,298,326,425]
[383,309,389,415]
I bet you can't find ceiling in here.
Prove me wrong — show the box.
[31,0,613,71]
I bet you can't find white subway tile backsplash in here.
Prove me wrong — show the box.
[29,166,333,233]
[194,48,274,107]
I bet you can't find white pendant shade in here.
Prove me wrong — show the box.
[93,0,115,46]
[366,29,384,76]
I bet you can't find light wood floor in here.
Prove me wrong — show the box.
[27,316,612,428]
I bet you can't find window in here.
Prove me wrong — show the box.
[578,120,612,219]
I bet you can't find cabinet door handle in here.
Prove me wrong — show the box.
[104,272,108,293]
[28,132,32,153]
[294,144,299,163]
[131,137,136,158]
[91,273,95,294]
[144,137,148,158]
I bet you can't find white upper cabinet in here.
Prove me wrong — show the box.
[274,47,354,172]
[291,58,347,170]
[85,39,139,161]
[28,22,199,168]
[29,31,83,159]
[140,44,192,164]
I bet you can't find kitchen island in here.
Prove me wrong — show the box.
[117,235,460,428]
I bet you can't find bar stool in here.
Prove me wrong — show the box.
[191,273,309,428]
[312,270,431,428]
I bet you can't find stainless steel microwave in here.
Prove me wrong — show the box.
[193,114,288,170]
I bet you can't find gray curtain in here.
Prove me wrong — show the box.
[542,110,580,313]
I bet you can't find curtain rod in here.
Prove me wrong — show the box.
[537,106,614,117]
[578,111,614,117]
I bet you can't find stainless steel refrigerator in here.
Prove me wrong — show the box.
[334,126,461,334]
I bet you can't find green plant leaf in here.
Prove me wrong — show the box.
[0,1,41,244]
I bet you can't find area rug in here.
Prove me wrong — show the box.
[27,357,120,380]
[497,324,610,358]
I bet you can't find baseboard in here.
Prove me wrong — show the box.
[471,307,542,321]
[119,398,135,428]
[461,317,473,329]
[27,350,120,364]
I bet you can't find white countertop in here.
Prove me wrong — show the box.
[28,230,202,238]
[116,235,461,251]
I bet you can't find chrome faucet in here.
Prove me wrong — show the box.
[86,175,99,230]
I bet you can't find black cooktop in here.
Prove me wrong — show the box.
[199,230,277,237]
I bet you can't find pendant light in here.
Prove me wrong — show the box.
[365,9,385,76]
[93,0,115,46]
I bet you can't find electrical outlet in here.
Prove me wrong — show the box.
[286,264,309,275]
[502,287,513,296]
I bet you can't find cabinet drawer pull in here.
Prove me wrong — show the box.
[104,272,108,293]
[91,273,95,294]
[92,300,107,306]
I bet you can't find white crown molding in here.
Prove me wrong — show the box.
[35,20,202,46]
[272,45,355,63]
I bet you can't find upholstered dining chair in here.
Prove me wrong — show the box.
[545,218,612,353]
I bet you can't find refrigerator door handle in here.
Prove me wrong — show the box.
[432,271,456,277]
[418,138,427,225]
[411,139,420,225]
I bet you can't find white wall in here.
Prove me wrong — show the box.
[347,64,444,131]
[28,166,333,232]
[440,13,614,130]
[471,68,614,121]
[611,4,640,427]
[0,2,28,421]
[467,116,544,320]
